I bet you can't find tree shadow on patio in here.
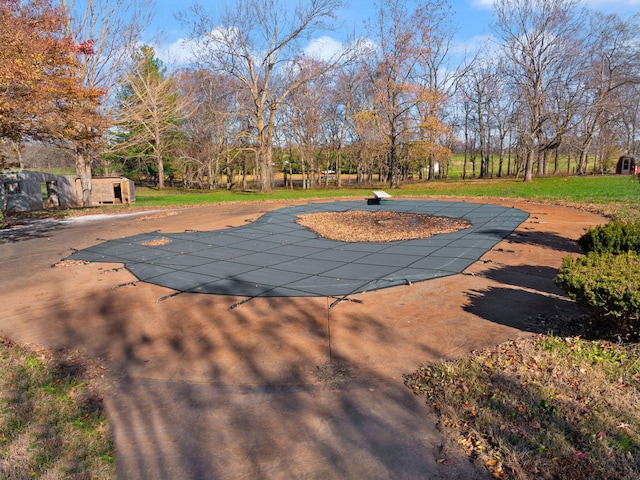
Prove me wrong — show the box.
[42,277,487,480]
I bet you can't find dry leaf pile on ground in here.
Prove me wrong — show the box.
[296,211,471,242]
[141,237,172,246]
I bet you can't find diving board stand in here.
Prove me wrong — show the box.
[367,190,391,205]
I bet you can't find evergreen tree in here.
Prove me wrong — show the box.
[107,46,185,188]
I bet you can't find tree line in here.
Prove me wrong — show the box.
[1,0,639,203]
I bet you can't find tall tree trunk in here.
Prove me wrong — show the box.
[256,105,276,192]
[389,138,400,188]
[208,163,214,189]
[524,148,534,183]
[156,150,165,189]
[241,158,247,190]
[336,146,342,188]
[578,149,589,175]
[428,155,435,180]
[256,144,273,192]
[75,146,93,207]
[541,149,548,176]
[463,141,468,180]
[10,140,24,169]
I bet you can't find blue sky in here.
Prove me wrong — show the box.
[145,0,638,64]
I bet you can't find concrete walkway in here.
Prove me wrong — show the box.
[0,198,606,479]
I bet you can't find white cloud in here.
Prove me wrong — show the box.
[303,36,345,62]
[155,31,376,69]
[155,37,197,66]
[356,37,379,56]
[154,27,248,68]
[470,0,494,10]
[302,35,378,64]
[452,34,499,58]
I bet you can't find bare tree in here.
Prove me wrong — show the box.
[282,59,330,189]
[317,64,365,188]
[493,0,586,182]
[573,12,640,174]
[109,47,187,189]
[366,0,422,188]
[414,0,460,181]
[365,0,455,188]
[459,60,498,178]
[618,84,640,156]
[177,69,241,189]
[183,0,360,192]
[60,0,152,205]
[350,67,386,185]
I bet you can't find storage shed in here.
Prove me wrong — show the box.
[1,171,135,212]
[87,177,135,205]
[616,156,639,175]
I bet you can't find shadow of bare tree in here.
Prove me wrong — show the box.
[0,219,67,243]
[40,279,488,480]
[506,230,583,254]
[479,264,568,296]
[464,285,579,333]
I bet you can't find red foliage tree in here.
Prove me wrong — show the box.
[0,0,104,180]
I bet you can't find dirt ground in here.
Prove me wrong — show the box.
[0,197,607,479]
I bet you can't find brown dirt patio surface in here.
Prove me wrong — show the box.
[0,198,606,479]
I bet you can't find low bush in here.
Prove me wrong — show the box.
[556,252,640,340]
[577,220,640,254]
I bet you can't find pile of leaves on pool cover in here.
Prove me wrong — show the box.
[297,211,471,242]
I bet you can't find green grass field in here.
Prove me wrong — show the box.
[0,339,114,479]
[134,174,638,202]
[131,175,640,221]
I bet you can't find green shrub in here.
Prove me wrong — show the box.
[577,221,640,254]
[556,252,640,340]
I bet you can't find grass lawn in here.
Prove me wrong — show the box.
[0,338,114,479]
[405,336,640,479]
[5,175,639,224]
[128,174,640,220]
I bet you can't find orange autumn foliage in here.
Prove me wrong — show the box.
[0,0,104,144]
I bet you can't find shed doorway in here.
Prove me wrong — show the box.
[113,183,123,204]
[621,157,631,174]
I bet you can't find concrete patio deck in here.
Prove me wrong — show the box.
[0,198,606,479]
